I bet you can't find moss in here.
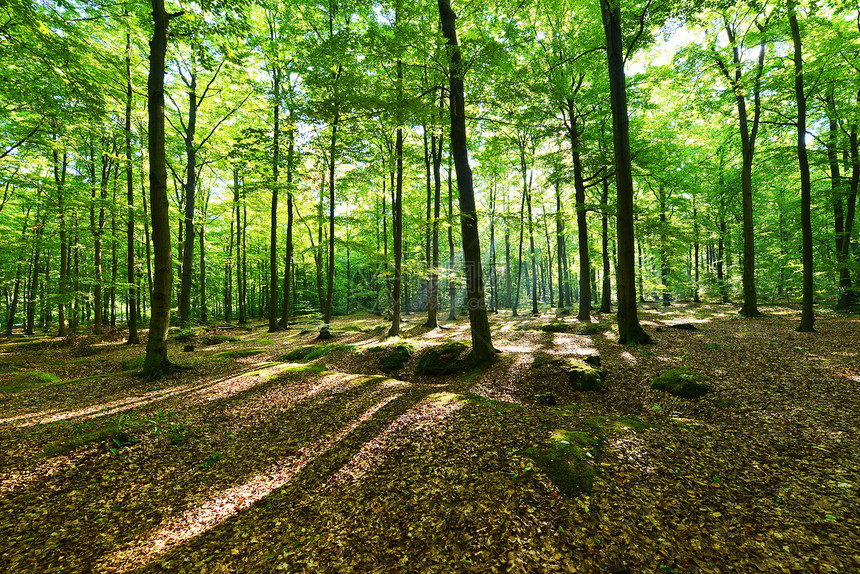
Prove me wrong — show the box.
[522,428,602,498]
[171,328,197,342]
[122,356,146,371]
[532,353,565,369]
[213,348,266,359]
[577,323,608,336]
[651,367,710,399]
[415,341,468,375]
[567,361,605,391]
[715,398,735,408]
[0,370,60,393]
[379,344,414,372]
[283,344,354,362]
[201,335,241,345]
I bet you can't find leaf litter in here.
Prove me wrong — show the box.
[0,306,857,573]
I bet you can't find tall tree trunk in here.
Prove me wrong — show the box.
[513,192,526,316]
[179,68,197,327]
[439,0,494,360]
[225,197,234,322]
[269,66,281,332]
[714,18,766,316]
[280,121,295,328]
[566,108,591,322]
[200,221,207,323]
[790,7,814,331]
[142,0,178,379]
[319,115,338,339]
[426,108,443,328]
[659,186,670,307]
[518,141,538,316]
[600,177,612,313]
[600,0,650,344]
[54,147,69,337]
[389,65,404,336]
[447,155,456,320]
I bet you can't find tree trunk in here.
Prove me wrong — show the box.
[600,177,612,313]
[439,0,494,360]
[600,0,650,344]
[319,115,338,339]
[268,67,281,332]
[142,0,177,379]
[280,121,295,328]
[54,147,69,337]
[178,67,197,327]
[790,7,814,331]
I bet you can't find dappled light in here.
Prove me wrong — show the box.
[104,393,403,572]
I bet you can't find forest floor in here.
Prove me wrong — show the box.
[0,304,858,574]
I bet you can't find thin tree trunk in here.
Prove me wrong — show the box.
[600,177,612,313]
[790,7,814,331]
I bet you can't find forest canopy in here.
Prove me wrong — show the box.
[1,0,858,357]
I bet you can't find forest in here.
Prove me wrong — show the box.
[1,0,859,572]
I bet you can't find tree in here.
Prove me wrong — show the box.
[789,2,814,331]
[600,0,650,344]
[438,0,495,361]
[141,0,181,380]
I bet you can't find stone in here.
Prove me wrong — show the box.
[650,368,710,398]
[567,361,605,392]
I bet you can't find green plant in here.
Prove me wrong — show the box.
[198,453,223,469]
[121,356,145,371]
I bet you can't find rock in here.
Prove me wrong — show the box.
[183,345,195,352]
[536,393,557,406]
[650,368,710,398]
[567,361,605,392]
[415,342,468,375]
[583,354,601,367]
[379,344,413,372]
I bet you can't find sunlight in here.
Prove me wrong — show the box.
[10,364,280,428]
[102,394,402,573]
[619,351,637,364]
[321,394,463,491]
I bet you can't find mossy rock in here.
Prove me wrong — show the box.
[284,344,353,362]
[415,342,468,375]
[522,429,602,498]
[583,354,601,367]
[651,367,710,398]
[379,344,414,372]
[567,361,605,392]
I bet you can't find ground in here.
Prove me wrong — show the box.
[0,304,858,573]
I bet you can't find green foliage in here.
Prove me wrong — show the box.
[198,453,223,469]
[40,410,189,457]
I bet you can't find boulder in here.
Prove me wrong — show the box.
[567,361,605,392]
[651,368,710,398]
[415,342,468,375]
